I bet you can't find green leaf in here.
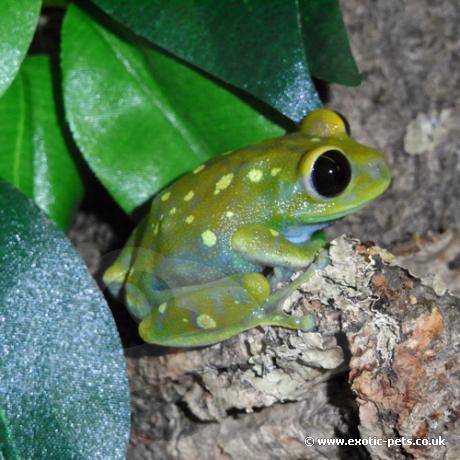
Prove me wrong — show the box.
[0,0,41,97]
[0,179,130,460]
[61,5,284,214]
[89,0,322,121]
[300,0,361,86]
[0,55,83,230]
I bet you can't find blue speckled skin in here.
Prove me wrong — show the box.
[104,109,391,347]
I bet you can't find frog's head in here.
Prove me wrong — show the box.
[288,108,391,224]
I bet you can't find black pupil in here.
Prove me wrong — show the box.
[311,150,351,197]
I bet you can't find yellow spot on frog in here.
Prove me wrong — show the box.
[154,223,160,235]
[158,302,167,314]
[182,318,189,323]
[185,215,195,224]
[269,229,279,236]
[201,230,217,247]
[196,314,217,329]
[247,169,263,182]
[169,207,177,215]
[161,192,171,202]
[193,164,205,174]
[270,167,281,176]
[214,173,234,195]
[225,211,234,218]
[184,190,194,201]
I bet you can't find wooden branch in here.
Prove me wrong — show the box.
[126,235,460,460]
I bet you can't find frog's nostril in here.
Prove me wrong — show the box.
[367,159,389,182]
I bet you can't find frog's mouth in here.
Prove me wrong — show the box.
[300,202,368,225]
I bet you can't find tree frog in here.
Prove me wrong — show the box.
[104,108,391,347]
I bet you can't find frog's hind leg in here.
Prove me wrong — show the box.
[103,218,148,297]
[258,249,330,331]
[138,272,271,347]
[103,216,158,320]
[139,250,329,347]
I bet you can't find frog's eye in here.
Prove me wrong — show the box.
[304,149,352,198]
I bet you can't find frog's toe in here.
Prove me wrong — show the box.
[295,313,316,331]
[124,282,153,320]
[240,272,270,304]
[257,312,316,331]
[103,263,126,297]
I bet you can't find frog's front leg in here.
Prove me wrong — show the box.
[231,223,329,326]
[231,224,327,268]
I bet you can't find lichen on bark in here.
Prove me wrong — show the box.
[126,235,460,459]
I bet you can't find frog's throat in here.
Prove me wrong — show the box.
[282,222,330,244]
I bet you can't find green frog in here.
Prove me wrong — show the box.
[104,108,391,347]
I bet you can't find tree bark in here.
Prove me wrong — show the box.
[126,235,460,459]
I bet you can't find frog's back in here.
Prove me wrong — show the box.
[142,137,302,287]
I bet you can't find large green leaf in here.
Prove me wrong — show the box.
[90,0,360,120]
[0,55,83,230]
[300,0,361,86]
[0,0,41,97]
[89,0,323,121]
[0,179,130,459]
[61,5,284,213]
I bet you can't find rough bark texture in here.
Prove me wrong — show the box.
[125,236,459,459]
